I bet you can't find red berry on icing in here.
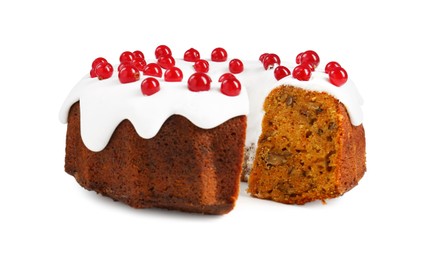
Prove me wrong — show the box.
[268,54,281,65]
[133,59,147,71]
[184,48,200,62]
[119,51,135,63]
[118,64,140,83]
[218,73,236,82]
[263,54,281,70]
[143,63,163,77]
[206,74,212,82]
[90,68,97,78]
[229,59,244,74]
[325,61,341,74]
[141,77,160,96]
[221,78,241,96]
[155,45,172,59]
[133,50,145,61]
[193,59,209,73]
[164,67,184,82]
[300,50,320,67]
[95,63,114,80]
[157,55,175,69]
[329,67,348,87]
[292,65,311,81]
[259,53,269,62]
[304,62,315,72]
[296,52,303,64]
[274,66,291,80]
[211,47,227,62]
[92,57,107,69]
[118,62,131,72]
[187,72,211,92]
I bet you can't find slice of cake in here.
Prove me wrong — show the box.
[247,86,365,204]
[247,53,366,204]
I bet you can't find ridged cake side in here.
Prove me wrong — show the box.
[65,102,246,214]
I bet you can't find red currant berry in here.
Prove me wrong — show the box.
[143,63,163,77]
[325,61,341,74]
[90,68,97,78]
[274,66,291,80]
[187,72,211,92]
[133,50,145,61]
[157,55,175,69]
[118,61,131,72]
[164,67,184,82]
[211,47,227,62]
[292,65,312,81]
[141,77,160,96]
[303,62,315,72]
[184,48,200,62]
[229,59,244,74]
[219,73,236,82]
[329,67,348,87]
[259,53,269,62]
[119,51,135,63]
[263,54,280,70]
[118,64,140,83]
[221,78,241,96]
[193,59,209,73]
[92,57,108,69]
[205,74,212,82]
[296,52,303,64]
[218,73,236,82]
[155,45,172,59]
[133,59,147,71]
[268,54,281,65]
[95,63,114,80]
[300,50,320,68]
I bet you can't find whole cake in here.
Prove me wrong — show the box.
[59,46,365,213]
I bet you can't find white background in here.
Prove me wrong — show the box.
[1,0,425,259]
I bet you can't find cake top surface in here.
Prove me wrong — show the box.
[59,47,363,152]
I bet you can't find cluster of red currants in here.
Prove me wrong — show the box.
[260,50,348,87]
[89,45,244,96]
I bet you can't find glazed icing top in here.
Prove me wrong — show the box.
[59,56,363,152]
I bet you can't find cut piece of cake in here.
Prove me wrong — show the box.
[248,85,366,204]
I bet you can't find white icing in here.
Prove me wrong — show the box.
[59,59,249,152]
[59,57,363,153]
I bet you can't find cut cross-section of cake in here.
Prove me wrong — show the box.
[247,85,366,204]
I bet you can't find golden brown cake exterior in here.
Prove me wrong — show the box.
[65,102,246,214]
[248,85,366,204]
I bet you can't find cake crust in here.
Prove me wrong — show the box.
[248,86,366,204]
[65,102,246,214]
